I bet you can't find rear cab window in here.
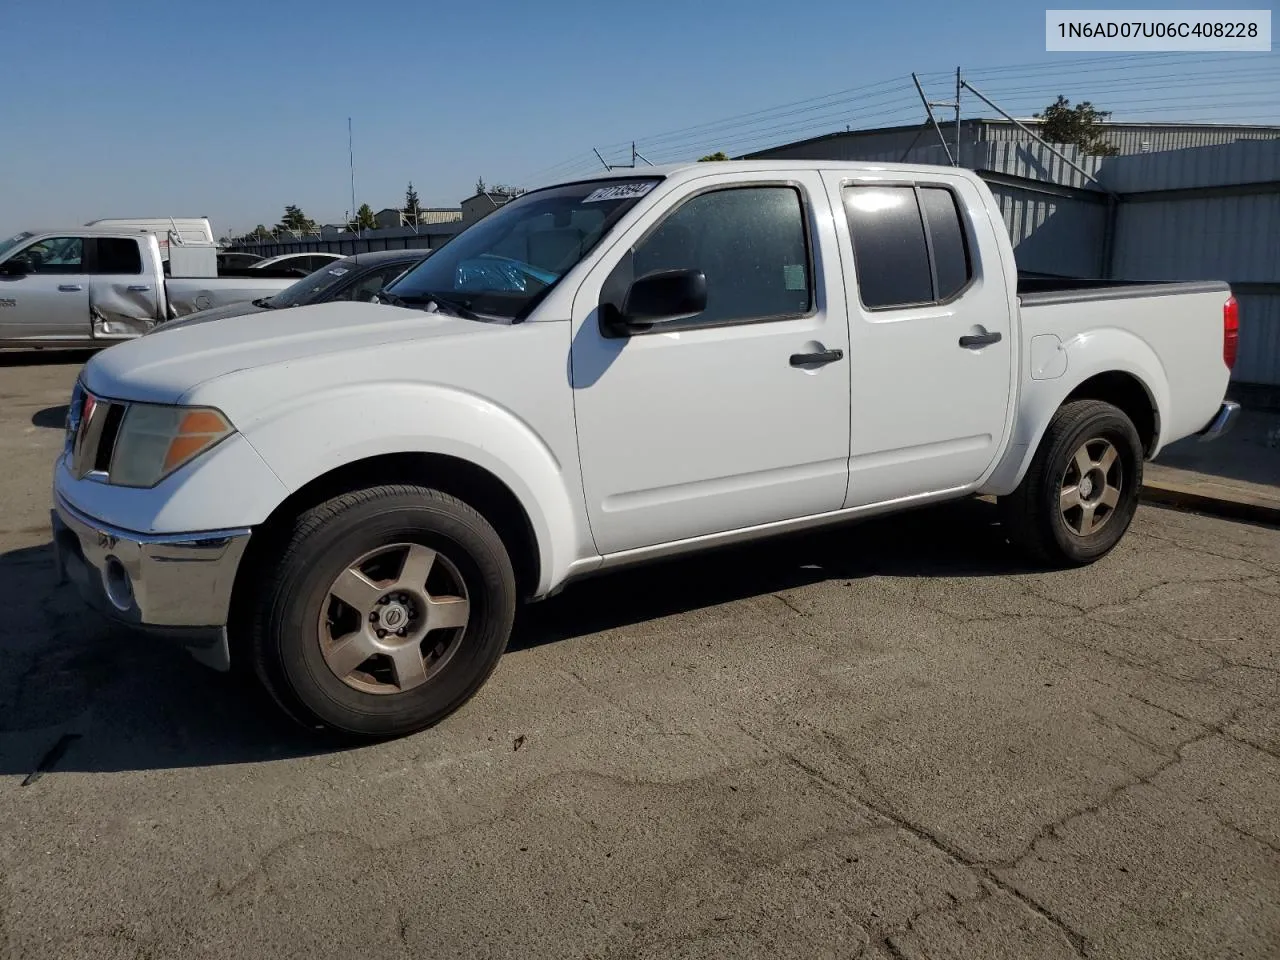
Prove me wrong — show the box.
[843,183,972,310]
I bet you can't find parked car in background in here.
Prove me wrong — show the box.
[216,251,264,270]
[51,160,1239,740]
[151,249,431,333]
[0,227,300,346]
[249,252,346,276]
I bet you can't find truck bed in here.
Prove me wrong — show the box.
[1017,275,1229,305]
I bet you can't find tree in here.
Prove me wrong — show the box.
[250,224,271,240]
[699,151,731,162]
[347,203,377,231]
[475,176,488,195]
[403,182,422,226]
[1033,96,1120,156]
[275,205,317,233]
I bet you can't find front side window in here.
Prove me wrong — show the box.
[333,262,417,303]
[385,178,662,321]
[16,237,84,274]
[621,185,812,330]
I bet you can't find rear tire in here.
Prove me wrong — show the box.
[1000,399,1144,567]
[249,484,517,740]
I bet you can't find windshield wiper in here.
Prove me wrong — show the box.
[374,290,408,307]
[396,292,483,321]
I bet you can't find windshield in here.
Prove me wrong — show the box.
[0,232,34,261]
[266,259,359,307]
[384,178,663,321]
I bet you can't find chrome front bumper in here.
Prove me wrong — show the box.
[51,493,251,671]
[1197,400,1242,443]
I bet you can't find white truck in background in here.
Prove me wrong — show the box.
[0,223,301,346]
[51,160,1241,741]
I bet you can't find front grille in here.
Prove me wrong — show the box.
[68,382,127,480]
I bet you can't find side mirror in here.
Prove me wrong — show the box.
[605,268,707,336]
[0,258,31,277]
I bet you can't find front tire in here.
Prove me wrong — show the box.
[1001,399,1144,567]
[249,485,517,739]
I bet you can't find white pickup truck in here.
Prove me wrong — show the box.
[0,227,299,346]
[50,160,1241,739]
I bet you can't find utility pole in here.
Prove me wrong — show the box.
[955,67,963,165]
[348,117,358,237]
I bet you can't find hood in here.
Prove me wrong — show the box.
[82,301,498,405]
[147,299,270,333]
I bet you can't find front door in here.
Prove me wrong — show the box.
[0,236,90,341]
[821,172,1015,507]
[570,171,852,556]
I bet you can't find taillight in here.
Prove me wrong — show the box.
[1223,295,1239,370]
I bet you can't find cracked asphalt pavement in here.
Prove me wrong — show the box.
[2,353,1278,960]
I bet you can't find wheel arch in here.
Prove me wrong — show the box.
[982,342,1169,498]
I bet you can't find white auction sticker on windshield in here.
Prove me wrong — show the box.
[583,181,657,203]
[326,267,349,276]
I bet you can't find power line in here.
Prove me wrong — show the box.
[516,53,1279,184]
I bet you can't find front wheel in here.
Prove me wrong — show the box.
[249,485,517,739]
[1000,399,1144,567]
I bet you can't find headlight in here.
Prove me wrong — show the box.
[109,404,235,488]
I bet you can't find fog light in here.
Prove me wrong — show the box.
[103,556,133,612]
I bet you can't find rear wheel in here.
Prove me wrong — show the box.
[249,484,517,739]
[1001,399,1144,567]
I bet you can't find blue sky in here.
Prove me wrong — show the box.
[1,0,1275,238]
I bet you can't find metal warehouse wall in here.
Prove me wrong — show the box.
[978,121,1279,155]
[1104,141,1280,387]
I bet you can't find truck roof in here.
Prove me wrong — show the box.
[546,159,977,187]
[19,226,165,238]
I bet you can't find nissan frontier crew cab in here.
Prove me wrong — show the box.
[51,160,1241,740]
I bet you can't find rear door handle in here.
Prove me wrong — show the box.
[127,284,151,292]
[958,331,1002,348]
[790,348,845,367]
[58,284,83,293]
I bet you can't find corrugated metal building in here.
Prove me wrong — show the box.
[743,123,1280,388]
[740,118,1280,162]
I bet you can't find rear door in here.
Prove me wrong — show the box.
[0,236,90,341]
[821,171,1015,507]
[86,237,162,338]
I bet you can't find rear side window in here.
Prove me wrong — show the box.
[844,184,972,310]
[94,238,143,275]
[920,187,970,300]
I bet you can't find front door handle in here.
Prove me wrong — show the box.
[127,284,151,292]
[58,284,83,293]
[959,331,1002,348]
[790,348,845,367]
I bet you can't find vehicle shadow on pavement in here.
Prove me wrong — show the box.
[31,404,68,429]
[0,542,336,777]
[515,497,1031,651]
[0,498,1027,775]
